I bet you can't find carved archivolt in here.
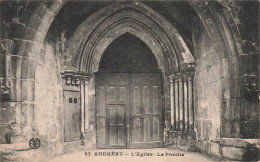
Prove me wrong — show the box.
[65,2,195,74]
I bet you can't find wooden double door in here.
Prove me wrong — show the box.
[96,73,163,148]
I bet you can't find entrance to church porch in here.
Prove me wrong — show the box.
[96,73,163,148]
[95,33,164,149]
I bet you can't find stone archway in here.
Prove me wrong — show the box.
[62,2,196,149]
[66,2,195,74]
[2,0,258,161]
[94,33,164,148]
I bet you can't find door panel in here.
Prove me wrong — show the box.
[107,105,126,147]
[143,117,151,142]
[107,87,117,103]
[96,86,106,116]
[96,73,163,148]
[132,118,141,142]
[153,86,159,114]
[96,117,106,147]
[118,87,127,103]
[96,73,128,148]
[64,91,81,142]
[96,85,107,147]
[133,87,140,114]
[143,86,150,113]
[153,117,160,141]
[130,73,163,148]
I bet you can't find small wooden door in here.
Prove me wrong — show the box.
[130,73,163,148]
[64,91,81,142]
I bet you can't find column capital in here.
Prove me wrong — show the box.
[168,71,194,81]
[168,72,177,78]
[176,73,185,80]
[168,73,185,80]
[187,71,194,76]
[183,74,189,81]
[168,74,176,83]
[61,71,91,86]
[81,73,91,85]
[186,72,194,81]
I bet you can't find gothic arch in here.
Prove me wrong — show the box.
[83,24,168,73]
[66,2,195,74]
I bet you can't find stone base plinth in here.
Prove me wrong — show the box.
[164,130,196,151]
[197,138,260,161]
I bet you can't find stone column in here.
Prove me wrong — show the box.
[183,75,189,129]
[178,74,184,130]
[83,78,90,131]
[175,76,180,129]
[188,74,194,129]
[79,75,91,132]
[169,71,194,131]
[80,80,85,132]
[169,75,175,128]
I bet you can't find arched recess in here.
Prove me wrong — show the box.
[65,2,195,74]
[98,32,161,73]
[189,1,251,141]
[3,0,66,159]
[62,2,196,148]
[81,22,170,74]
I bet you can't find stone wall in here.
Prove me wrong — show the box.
[235,1,259,138]
[34,32,64,158]
[193,21,222,142]
[0,32,64,162]
[190,6,259,160]
[220,0,259,139]
[191,19,223,158]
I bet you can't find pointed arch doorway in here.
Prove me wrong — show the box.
[95,33,163,148]
[64,2,195,150]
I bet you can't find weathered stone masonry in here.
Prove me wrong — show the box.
[0,0,259,161]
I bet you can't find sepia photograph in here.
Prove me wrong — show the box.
[0,0,259,161]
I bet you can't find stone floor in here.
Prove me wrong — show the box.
[49,148,215,162]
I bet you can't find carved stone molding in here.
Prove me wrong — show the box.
[244,74,259,101]
[0,78,12,101]
[61,71,91,87]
